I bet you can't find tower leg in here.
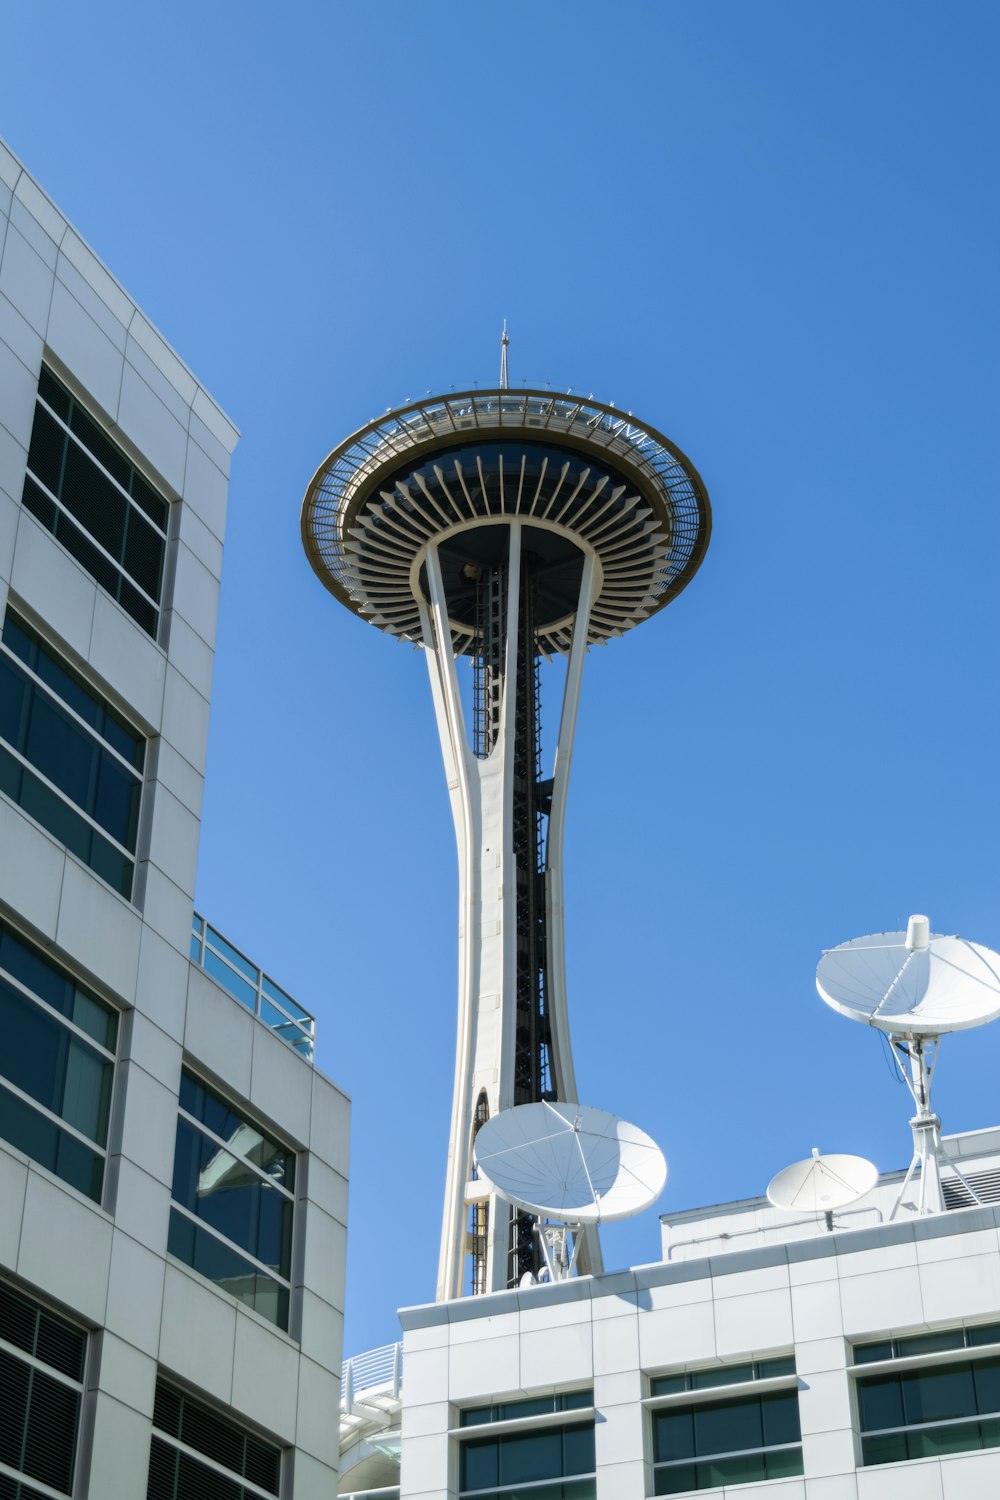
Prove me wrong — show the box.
[422,527,604,1298]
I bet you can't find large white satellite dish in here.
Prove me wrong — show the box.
[767,1148,878,1229]
[817,914,1000,1037]
[816,915,1000,1219]
[473,1101,667,1284]
[473,1101,667,1226]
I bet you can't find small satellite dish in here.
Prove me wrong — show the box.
[768,1148,878,1223]
[816,915,1000,1037]
[472,1101,667,1226]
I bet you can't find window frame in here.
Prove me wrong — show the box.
[452,1389,597,1500]
[644,1356,803,1495]
[851,1325,1000,1467]
[0,605,147,901]
[23,365,170,639]
[167,1067,297,1332]
[0,915,119,1206]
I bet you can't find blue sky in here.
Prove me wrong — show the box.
[4,3,998,1357]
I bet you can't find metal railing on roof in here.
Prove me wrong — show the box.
[342,1343,403,1411]
[191,913,316,1061]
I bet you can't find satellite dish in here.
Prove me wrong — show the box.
[816,915,1000,1220]
[768,1148,878,1226]
[816,915,1000,1037]
[472,1101,667,1226]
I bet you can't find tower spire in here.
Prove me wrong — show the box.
[499,321,509,390]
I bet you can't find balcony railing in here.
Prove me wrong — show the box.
[342,1342,403,1411]
[191,913,316,1061]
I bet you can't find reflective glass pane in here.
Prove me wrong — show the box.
[167,1211,288,1330]
[854,1340,894,1364]
[171,1117,292,1277]
[497,1398,552,1421]
[858,1375,904,1431]
[899,1330,964,1357]
[760,1390,801,1446]
[654,1463,696,1495]
[497,1429,564,1485]
[205,928,257,984]
[907,1419,981,1458]
[862,1431,908,1465]
[0,976,112,1143]
[93,752,140,850]
[766,1445,804,1478]
[901,1363,976,1425]
[969,1324,1000,1347]
[700,1452,767,1487]
[650,1374,688,1397]
[204,948,257,1011]
[693,1363,752,1389]
[179,1072,294,1189]
[0,924,115,1049]
[460,1436,498,1491]
[561,1423,595,1476]
[0,1083,103,1200]
[23,689,97,810]
[973,1357,1000,1414]
[0,653,28,746]
[653,1408,695,1462]
[693,1393,762,1457]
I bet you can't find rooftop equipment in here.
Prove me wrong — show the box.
[472,1100,667,1284]
[816,915,1000,1217]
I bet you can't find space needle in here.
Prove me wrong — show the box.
[301,339,711,1299]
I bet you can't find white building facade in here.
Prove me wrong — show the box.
[0,140,349,1498]
[388,1130,1000,1500]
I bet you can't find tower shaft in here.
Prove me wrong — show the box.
[421,525,601,1298]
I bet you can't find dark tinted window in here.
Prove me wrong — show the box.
[0,611,143,898]
[0,918,116,1202]
[24,367,168,637]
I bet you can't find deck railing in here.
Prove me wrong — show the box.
[191,913,316,1060]
[342,1342,403,1410]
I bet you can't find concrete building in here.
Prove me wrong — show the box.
[337,1126,1000,1500]
[0,140,349,1498]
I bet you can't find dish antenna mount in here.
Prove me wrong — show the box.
[473,1101,667,1284]
[817,915,1000,1218]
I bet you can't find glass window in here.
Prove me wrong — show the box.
[0,918,117,1202]
[169,1071,295,1331]
[857,1351,1000,1466]
[0,1279,87,1498]
[0,609,145,898]
[650,1360,802,1494]
[23,366,168,637]
[149,1378,282,1499]
[461,1390,592,1426]
[459,1422,595,1500]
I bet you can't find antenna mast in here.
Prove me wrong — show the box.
[499,321,509,390]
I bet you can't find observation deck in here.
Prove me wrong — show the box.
[302,389,711,657]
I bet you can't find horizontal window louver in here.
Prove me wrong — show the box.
[944,1169,1000,1209]
[149,1382,281,1500]
[0,1283,84,1498]
[0,1471,55,1499]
